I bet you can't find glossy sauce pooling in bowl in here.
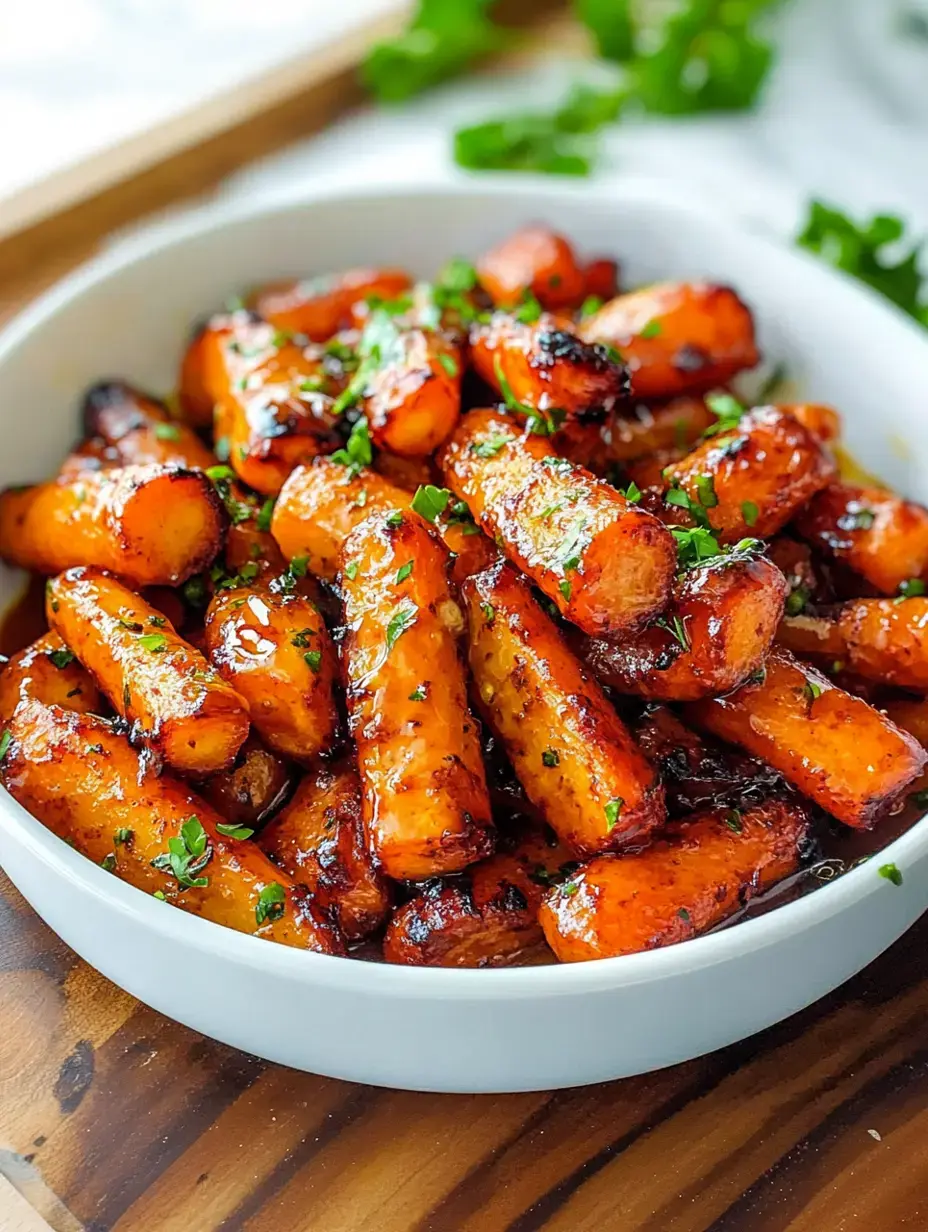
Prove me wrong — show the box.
[2,222,926,970]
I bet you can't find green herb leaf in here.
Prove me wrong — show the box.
[386,511,404,529]
[638,319,662,339]
[49,647,76,669]
[344,561,360,581]
[878,862,903,887]
[797,202,928,329]
[623,480,642,504]
[694,473,718,509]
[579,295,604,318]
[481,602,495,624]
[542,748,560,767]
[411,484,452,523]
[677,907,691,923]
[574,0,634,61]
[471,433,509,458]
[703,391,746,437]
[291,628,314,649]
[386,601,418,651]
[216,822,256,840]
[604,797,624,831]
[255,881,287,925]
[114,828,133,845]
[329,418,373,477]
[656,613,690,652]
[741,500,759,527]
[671,525,722,568]
[438,352,459,377]
[803,678,824,705]
[304,650,322,674]
[558,579,572,602]
[723,809,743,833]
[154,422,182,441]
[515,292,543,325]
[396,560,414,584]
[138,633,168,654]
[409,683,428,701]
[256,497,276,533]
[897,578,927,601]
[100,853,117,873]
[0,730,11,762]
[785,586,809,617]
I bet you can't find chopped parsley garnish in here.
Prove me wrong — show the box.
[471,434,509,458]
[694,473,718,509]
[256,881,287,925]
[304,650,322,674]
[217,822,255,840]
[481,602,495,624]
[182,575,209,610]
[256,498,276,533]
[741,500,759,527]
[897,578,926,601]
[623,480,642,504]
[438,352,459,377]
[330,418,373,477]
[542,748,560,767]
[49,648,76,670]
[558,579,572,602]
[154,422,181,441]
[878,862,903,887]
[344,561,360,581]
[515,292,543,325]
[580,295,604,318]
[206,466,254,525]
[396,561,414,584]
[409,683,428,701]
[639,319,662,339]
[411,484,452,522]
[560,881,580,897]
[148,615,167,628]
[151,815,211,889]
[138,633,168,654]
[703,391,746,437]
[114,828,133,845]
[677,907,691,923]
[604,797,624,831]
[671,525,722,568]
[803,678,824,705]
[0,730,11,762]
[723,810,743,834]
[386,511,404,529]
[386,602,418,651]
[785,586,809,617]
[291,629,314,649]
[656,613,689,652]
[100,853,117,873]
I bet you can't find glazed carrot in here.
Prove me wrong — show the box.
[0,700,343,954]
[248,268,412,339]
[794,483,928,596]
[780,402,841,446]
[0,633,103,722]
[272,458,411,581]
[0,465,226,587]
[463,562,666,857]
[634,706,784,815]
[359,321,462,456]
[609,395,715,462]
[661,407,835,543]
[440,409,676,637]
[81,380,216,470]
[200,735,292,829]
[47,568,249,775]
[684,648,926,827]
[766,536,823,615]
[384,826,573,967]
[476,225,586,311]
[179,314,340,493]
[259,759,391,941]
[579,282,759,399]
[470,312,629,422]
[577,549,788,700]
[778,597,928,690]
[372,451,439,492]
[539,800,808,963]
[340,509,494,879]
[205,571,337,764]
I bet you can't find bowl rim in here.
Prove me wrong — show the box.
[2,175,927,1000]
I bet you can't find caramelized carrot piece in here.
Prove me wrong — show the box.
[0,465,226,587]
[440,409,676,637]
[794,483,928,596]
[81,380,216,469]
[580,282,759,399]
[778,597,928,690]
[470,312,629,421]
[661,407,835,543]
[204,570,338,764]
[0,632,103,722]
[47,568,249,775]
[580,258,619,305]
[780,402,841,446]
[1,700,343,953]
[577,549,788,700]
[384,826,572,967]
[200,735,292,829]
[179,314,340,493]
[684,648,926,827]
[361,325,462,457]
[610,395,716,462]
[340,509,493,879]
[476,225,586,311]
[249,269,412,339]
[463,562,666,857]
[259,759,391,941]
[539,800,808,962]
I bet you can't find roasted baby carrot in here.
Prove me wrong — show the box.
[384,825,573,967]
[463,561,666,857]
[0,465,226,587]
[577,548,788,700]
[259,759,391,941]
[476,225,586,311]
[661,406,835,543]
[0,700,343,953]
[47,568,249,775]
[204,569,338,763]
[249,268,412,339]
[794,483,928,596]
[778,597,928,691]
[470,312,629,422]
[440,409,676,637]
[0,632,103,722]
[81,380,216,469]
[340,508,494,879]
[579,282,759,399]
[684,647,926,827]
[200,735,293,830]
[609,394,716,462]
[539,800,808,962]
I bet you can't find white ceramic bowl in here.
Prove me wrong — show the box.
[2,182,928,1094]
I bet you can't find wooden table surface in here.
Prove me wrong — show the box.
[3,31,928,1230]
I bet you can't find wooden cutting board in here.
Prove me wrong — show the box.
[2,6,928,1229]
